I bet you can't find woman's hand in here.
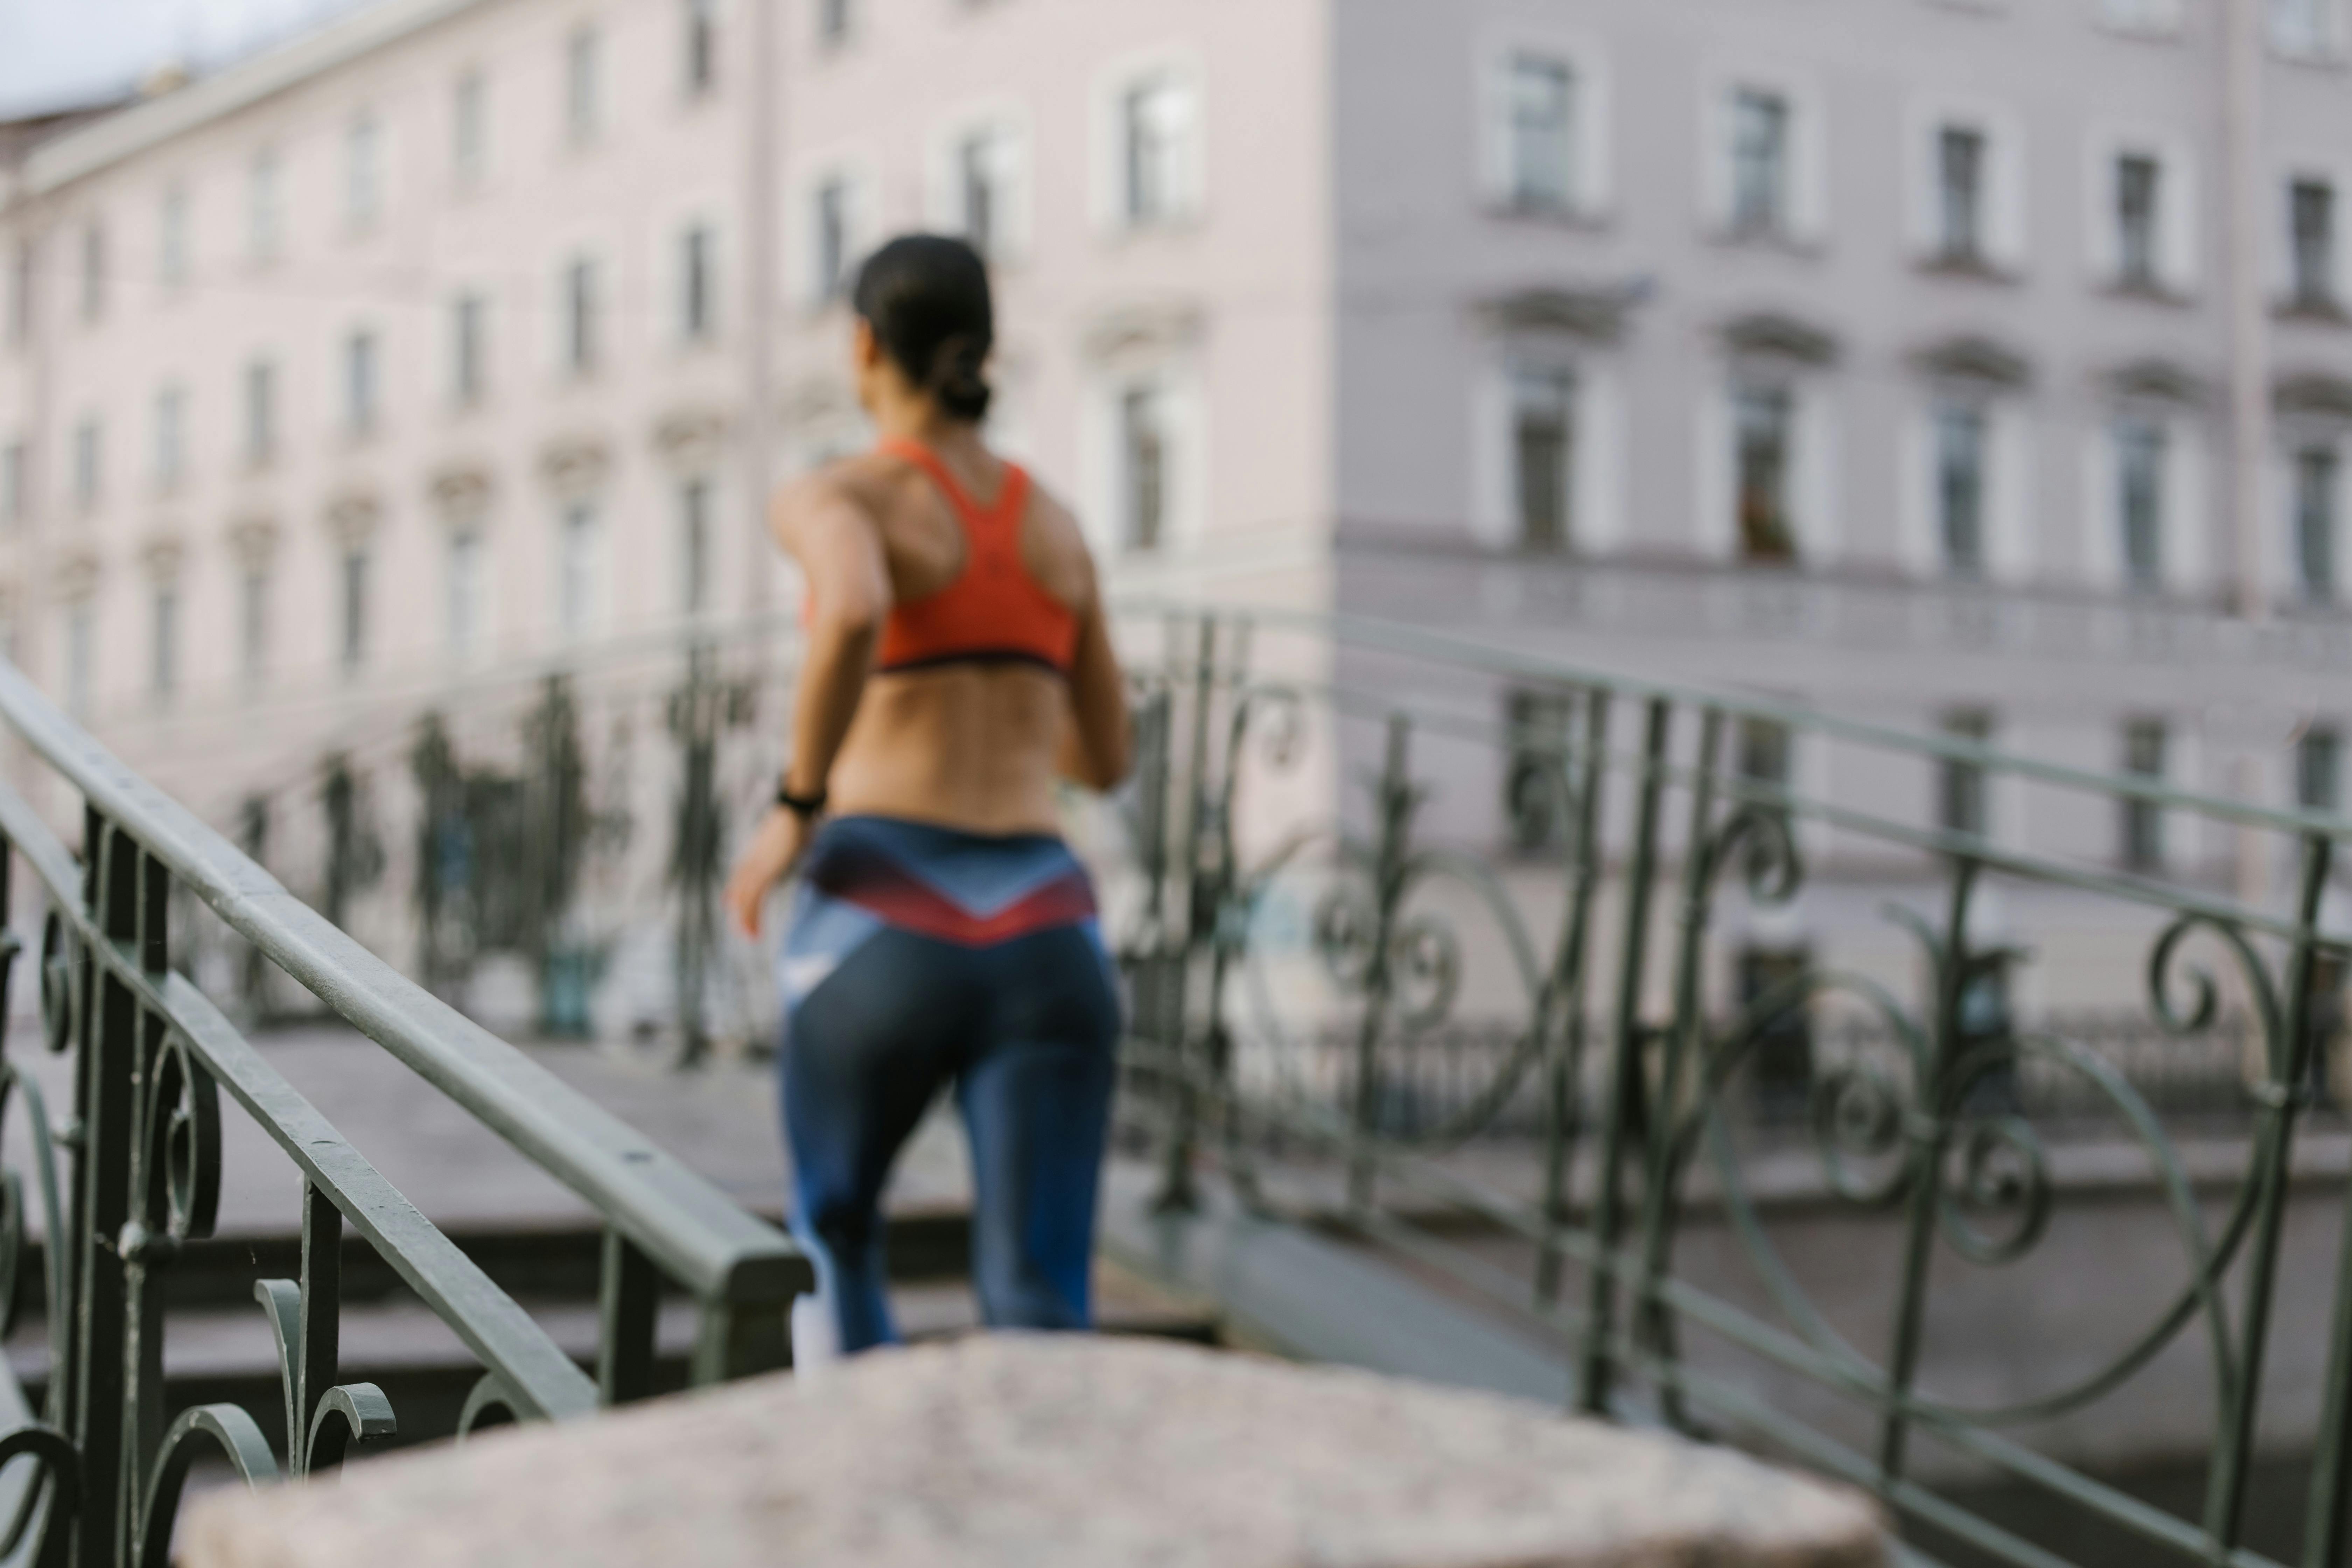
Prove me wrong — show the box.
[724,808,814,939]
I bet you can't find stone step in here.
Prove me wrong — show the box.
[10,1259,1222,1456]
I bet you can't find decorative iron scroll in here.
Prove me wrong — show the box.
[1114,609,2352,1568]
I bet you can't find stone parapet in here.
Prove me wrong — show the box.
[184,1336,1885,1568]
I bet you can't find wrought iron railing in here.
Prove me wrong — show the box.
[1108,606,2352,1568]
[0,657,797,1567]
[105,601,2352,1567]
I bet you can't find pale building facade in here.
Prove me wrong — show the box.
[1,0,2349,1030]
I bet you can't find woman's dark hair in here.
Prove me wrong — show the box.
[853,234,994,422]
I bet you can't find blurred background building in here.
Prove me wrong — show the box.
[0,0,2347,1029]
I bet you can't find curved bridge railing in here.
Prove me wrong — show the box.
[0,657,796,1567]
[1110,605,2352,1568]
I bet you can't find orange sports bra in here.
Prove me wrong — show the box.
[870,438,1079,677]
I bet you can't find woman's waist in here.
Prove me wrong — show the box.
[825,729,1064,837]
[796,813,1096,943]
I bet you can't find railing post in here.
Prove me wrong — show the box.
[1152,618,1219,1214]
[1578,697,1671,1416]
[690,1295,788,1386]
[70,816,136,1568]
[1348,714,1416,1216]
[1537,690,1608,1308]
[294,1182,341,1471]
[1876,854,1979,1491]
[1631,709,1726,1433]
[597,1230,660,1405]
[2210,832,2334,1560]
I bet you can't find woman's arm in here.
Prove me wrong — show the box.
[776,476,891,797]
[723,473,891,937]
[1057,560,1133,790]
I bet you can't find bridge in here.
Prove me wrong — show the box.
[0,607,2340,1567]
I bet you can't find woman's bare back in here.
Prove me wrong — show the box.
[811,444,1113,837]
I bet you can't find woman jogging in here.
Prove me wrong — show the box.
[723,235,1132,1361]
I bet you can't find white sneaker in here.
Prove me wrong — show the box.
[791,1293,840,1373]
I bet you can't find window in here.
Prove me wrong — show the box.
[448,528,486,657]
[346,114,382,227]
[159,184,189,287]
[150,582,179,702]
[2121,718,2166,871]
[1120,384,1169,551]
[685,0,718,94]
[2273,0,2334,55]
[240,563,270,684]
[957,128,1015,260]
[153,384,185,488]
[680,224,716,341]
[2298,445,2339,603]
[558,502,600,637]
[345,331,379,436]
[564,257,599,374]
[1734,383,1797,562]
[814,179,852,302]
[72,418,100,511]
[818,0,853,47]
[1939,708,1994,838]
[64,601,93,722]
[453,70,487,185]
[243,358,276,465]
[2117,416,2166,589]
[1506,54,1576,214]
[249,149,282,259]
[567,27,602,143]
[1123,75,1197,227]
[2292,179,2336,308]
[1937,126,1986,263]
[1738,946,1814,1118]
[1736,715,1796,875]
[0,441,20,527]
[2116,153,2162,288]
[680,477,712,614]
[1730,89,1790,236]
[1512,365,1575,551]
[2302,725,2343,814]
[340,545,371,672]
[451,292,487,406]
[79,222,104,322]
[1503,688,1576,852]
[1936,400,1988,576]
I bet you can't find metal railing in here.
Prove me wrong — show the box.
[0,657,797,1567]
[83,600,2352,1567]
[1110,606,2352,1568]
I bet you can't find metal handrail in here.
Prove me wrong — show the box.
[0,780,597,1423]
[0,658,796,1307]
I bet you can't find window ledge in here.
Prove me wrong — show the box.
[2276,296,2350,326]
[1712,225,1826,261]
[2100,278,2195,308]
[1484,198,1611,233]
[1916,252,2021,286]
[2270,42,2349,69]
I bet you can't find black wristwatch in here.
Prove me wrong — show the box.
[775,779,828,819]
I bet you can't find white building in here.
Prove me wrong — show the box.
[0,0,2347,1025]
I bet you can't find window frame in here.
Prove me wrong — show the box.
[345,111,383,230]
[1094,51,1206,235]
[2115,414,2169,591]
[2295,441,2341,604]
[566,25,603,146]
[452,69,489,188]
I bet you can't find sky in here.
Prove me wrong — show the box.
[0,0,378,118]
